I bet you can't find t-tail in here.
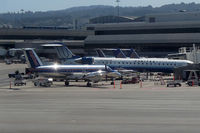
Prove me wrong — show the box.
[114,49,126,58]
[55,45,78,59]
[128,48,140,58]
[96,49,106,57]
[23,48,43,68]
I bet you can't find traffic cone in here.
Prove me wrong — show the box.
[140,80,143,88]
[9,80,12,89]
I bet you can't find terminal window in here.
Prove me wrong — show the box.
[149,17,155,23]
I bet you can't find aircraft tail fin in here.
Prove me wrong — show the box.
[114,49,126,58]
[23,48,43,68]
[128,48,140,58]
[96,49,106,57]
[55,45,76,59]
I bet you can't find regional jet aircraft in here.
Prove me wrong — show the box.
[96,49,106,57]
[127,48,140,58]
[54,45,193,73]
[23,48,121,87]
[113,49,126,58]
[96,48,140,58]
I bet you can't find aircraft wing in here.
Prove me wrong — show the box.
[117,68,137,76]
[83,69,121,83]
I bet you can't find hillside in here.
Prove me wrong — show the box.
[0,2,200,28]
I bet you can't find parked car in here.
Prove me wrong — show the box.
[166,80,181,87]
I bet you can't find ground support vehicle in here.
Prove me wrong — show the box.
[122,77,139,84]
[14,79,26,86]
[33,78,53,87]
[186,80,200,86]
[167,80,181,87]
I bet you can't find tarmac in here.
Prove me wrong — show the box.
[1,63,200,133]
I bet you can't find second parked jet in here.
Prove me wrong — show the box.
[23,48,121,86]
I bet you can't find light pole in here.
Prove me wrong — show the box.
[20,9,24,27]
[115,0,120,23]
[116,0,120,17]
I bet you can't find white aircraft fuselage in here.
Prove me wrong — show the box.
[74,57,193,73]
[53,44,194,73]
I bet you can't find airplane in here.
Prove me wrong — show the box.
[0,46,7,57]
[127,48,140,58]
[53,45,193,73]
[96,48,126,58]
[113,48,140,58]
[96,49,106,57]
[23,48,121,87]
[42,44,135,76]
[96,48,139,59]
[96,48,127,58]
[113,49,126,58]
[87,57,194,73]
[42,44,81,65]
[51,45,136,75]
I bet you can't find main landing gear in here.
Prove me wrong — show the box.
[65,80,92,87]
[87,82,92,87]
[111,78,115,85]
[65,80,69,86]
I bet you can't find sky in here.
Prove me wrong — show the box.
[0,0,199,13]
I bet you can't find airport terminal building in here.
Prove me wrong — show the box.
[1,11,200,57]
[85,12,200,57]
